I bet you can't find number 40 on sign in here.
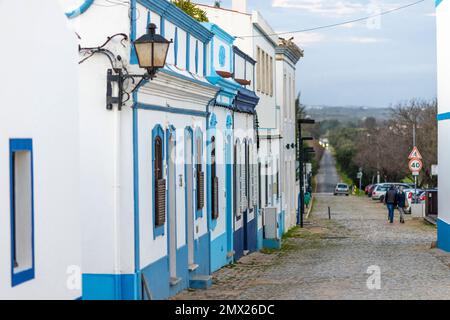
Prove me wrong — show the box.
[409,158,423,173]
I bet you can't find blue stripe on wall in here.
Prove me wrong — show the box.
[437,112,450,121]
[65,0,94,19]
[436,0,443,7]
[437,219,450,252]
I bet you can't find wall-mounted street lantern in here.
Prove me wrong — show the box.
[107,23,172,110]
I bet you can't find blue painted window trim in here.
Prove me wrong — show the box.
[195,128,204,219]
[195,41,199,74]
[174,27,179,66]
[186,33,191,72]
[9,138,35,287]
[152,125,165,239]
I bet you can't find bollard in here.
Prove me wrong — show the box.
[328,207,331,220]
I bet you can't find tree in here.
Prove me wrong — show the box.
[172,0,209,22]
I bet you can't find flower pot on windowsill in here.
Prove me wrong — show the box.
[235,78,251,86]
[216,70,232,78]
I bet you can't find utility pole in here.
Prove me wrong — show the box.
[413,116,417,203]
[297,119,315,228]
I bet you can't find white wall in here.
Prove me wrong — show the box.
[0,0,81,299]
[437,1,450,225]
[60,0,135,275]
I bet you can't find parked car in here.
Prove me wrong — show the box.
[334,183,350,196]
[368,184,378,197]
[365,184,373,195]
[371,184,390,201]
[404,188,424,211]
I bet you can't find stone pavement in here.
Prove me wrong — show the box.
[173,194,450,300]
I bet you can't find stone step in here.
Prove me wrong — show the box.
[189,275,212,290]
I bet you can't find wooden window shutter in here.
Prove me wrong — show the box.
[197,167,204,210]
[154,136,166,226]
[155,179,166,226]
[212,176,219,219]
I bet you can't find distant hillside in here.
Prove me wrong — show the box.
[304,105,391,123]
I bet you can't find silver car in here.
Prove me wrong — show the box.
[334,183,349,196]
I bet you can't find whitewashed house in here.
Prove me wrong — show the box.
[276,38,304,231]
[0,0,82,299]
[232,46,261,258]
[60,0,219,299]
[201,23,241,271]
[436,0,450,252]
[198,0,283,249]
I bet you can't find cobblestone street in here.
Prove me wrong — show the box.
[174,194,450,300]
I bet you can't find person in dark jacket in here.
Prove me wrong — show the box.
[396,186,406,224]
[384,185,397,223]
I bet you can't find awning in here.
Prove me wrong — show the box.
[235,87,260,114]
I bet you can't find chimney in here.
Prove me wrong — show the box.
[232,0,247,13]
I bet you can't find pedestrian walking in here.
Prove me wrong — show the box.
[384,185,397,223]
[396,186,406,224]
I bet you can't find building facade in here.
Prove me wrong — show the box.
[436,0,450,252]
[198,0,285,248]
[61,0,219,300]
[0,0,82,299]
[202,22,241,272]
[276,38,304,231]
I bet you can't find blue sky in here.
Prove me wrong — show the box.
[195,0,437,108]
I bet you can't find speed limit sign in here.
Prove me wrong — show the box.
[409,158,423,172]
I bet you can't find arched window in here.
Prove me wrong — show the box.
[154,135,166,227]
[211,137,219,220]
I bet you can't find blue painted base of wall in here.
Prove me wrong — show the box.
[279,211,286,237]
[82,273,138,300]
[246,217,257,253]
[210,232,229,272]
[437,218,450,252]
[263,238,282,250]
[189,275,212,289]
[234,225,244,261]
[141,232,210,300]
[257,227,263,250]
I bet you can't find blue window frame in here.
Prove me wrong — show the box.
[9,139,35,287]
[152,125,165,239]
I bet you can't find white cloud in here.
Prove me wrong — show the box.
[342,36,387,43]
[272,0,400,17]
[281,32,327,46]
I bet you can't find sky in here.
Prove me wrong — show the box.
[195,0,437,108]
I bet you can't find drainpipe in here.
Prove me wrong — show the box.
[131,80,148,299]
[112,100,122,299]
